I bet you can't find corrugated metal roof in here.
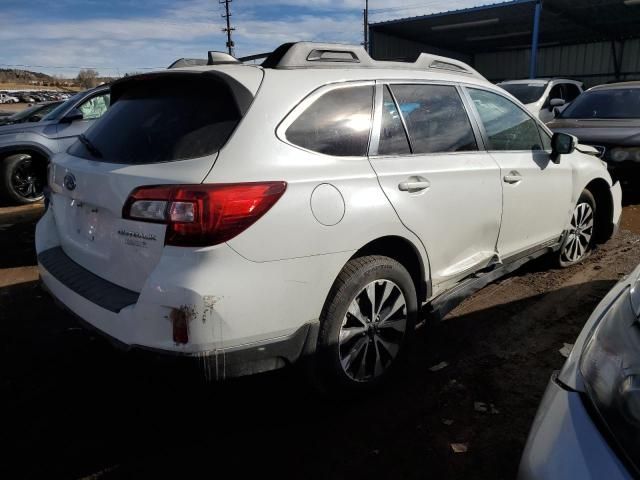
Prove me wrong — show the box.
[370,0,640,55]
[370,0,533,27]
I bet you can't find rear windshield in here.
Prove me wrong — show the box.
[69,75,242,164]
[560,88,640,119]
[499,83,547,104]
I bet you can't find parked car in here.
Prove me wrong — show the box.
[37,42,621,389]
[519,262,640,479]
[0,93,19,104]
[547,82,640,185]
[0,101,62,127]
[498,78,583,123]
[0,86,109,204]
[18,95,35,103]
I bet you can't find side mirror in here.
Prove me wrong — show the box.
[549,98,565,110]
[550,132,577,163]
[60,108,83,123]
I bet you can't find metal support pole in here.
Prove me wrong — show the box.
[363,0,369,52]
[529,0,542,79]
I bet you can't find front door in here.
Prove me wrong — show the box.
[369,82,502,293]
[465,87,572,259]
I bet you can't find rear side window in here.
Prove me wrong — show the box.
[468,88,543,151]
[378,86,411,156]
[70,75,242,164]
[285,85,373,157]
[390,84,477,154]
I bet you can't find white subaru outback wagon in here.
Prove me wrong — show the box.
[37,42,622,389]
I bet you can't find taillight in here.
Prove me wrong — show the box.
[123,182,287,247]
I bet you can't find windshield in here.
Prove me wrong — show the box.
[499,83,547,104]
[41,93,80,121]
[69,74,243,164]
[560,88,640,119]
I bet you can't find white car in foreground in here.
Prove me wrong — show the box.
[37,43,621,389]
[498,78,583,123]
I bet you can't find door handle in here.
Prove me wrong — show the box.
[503,171,523,184]
[398,176,431,193]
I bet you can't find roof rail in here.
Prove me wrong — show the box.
[261,42,485,79]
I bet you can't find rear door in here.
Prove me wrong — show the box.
[369,82,502,292]
[464,87,572,259]
[48,70,262,292]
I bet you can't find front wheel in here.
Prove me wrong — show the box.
[558,190,596,267]
[0,153,46,205]
[313,255,417,391]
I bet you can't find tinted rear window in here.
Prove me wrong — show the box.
[285,85,374,157]
[69,75,242,164]
[499,83,547,104]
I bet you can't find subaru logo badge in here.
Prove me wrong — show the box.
[63,173,77,191]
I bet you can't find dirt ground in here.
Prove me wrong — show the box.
[2,199,640,480]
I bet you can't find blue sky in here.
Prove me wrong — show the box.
[1,0,494,77]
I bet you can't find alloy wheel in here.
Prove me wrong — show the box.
[11,158,43,200]
[339,280,407,382]
[561,202,594,263]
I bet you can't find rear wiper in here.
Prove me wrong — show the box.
[78,134,102,158]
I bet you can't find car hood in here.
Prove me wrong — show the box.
[0,120,55,136]
[547,118,640,146]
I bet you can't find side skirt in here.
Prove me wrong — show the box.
[425,238,562,322]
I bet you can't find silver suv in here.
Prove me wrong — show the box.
[0,86,109,204]
[37,43,621,389]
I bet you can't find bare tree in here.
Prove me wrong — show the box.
[76,69,99,89]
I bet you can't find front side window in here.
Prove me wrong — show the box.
[285,85,373,157]
[390,84,477,154]
[563,84,581,102]
[468,88,543,151]
[78,93,111,120]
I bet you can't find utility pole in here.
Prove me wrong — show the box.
[220,0,235,56]
[363,0,369,52]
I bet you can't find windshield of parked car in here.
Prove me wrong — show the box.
[560,88,640,119]
[498,83,547,104]
[69,74,242,164]
[41,94,80,121]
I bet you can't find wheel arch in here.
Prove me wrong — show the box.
[582,178,614,243]
[0,144,51,164]
[349,235,429,303]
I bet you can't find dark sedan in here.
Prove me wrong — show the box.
[547,82,640,185]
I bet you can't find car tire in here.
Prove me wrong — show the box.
[0,153,46,205]
[558,190,596,267]
[313,255,417,391]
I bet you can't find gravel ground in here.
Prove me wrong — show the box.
[2,201,640,480]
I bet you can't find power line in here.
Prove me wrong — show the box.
[220,0,235,56]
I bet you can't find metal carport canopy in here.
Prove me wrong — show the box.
[369,0,640,56]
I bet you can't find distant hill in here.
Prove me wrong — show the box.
[0,68,54,83]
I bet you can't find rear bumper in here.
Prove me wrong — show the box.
[36,208,349,377]
[611,180,622,236]
[518,373,631,480]
[41,275,317,380]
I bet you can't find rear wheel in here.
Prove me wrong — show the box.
[313,255,417,391]
[0,153,46,205]
[558,190,596,267]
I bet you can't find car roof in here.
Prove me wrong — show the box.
[589,81,640,91]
